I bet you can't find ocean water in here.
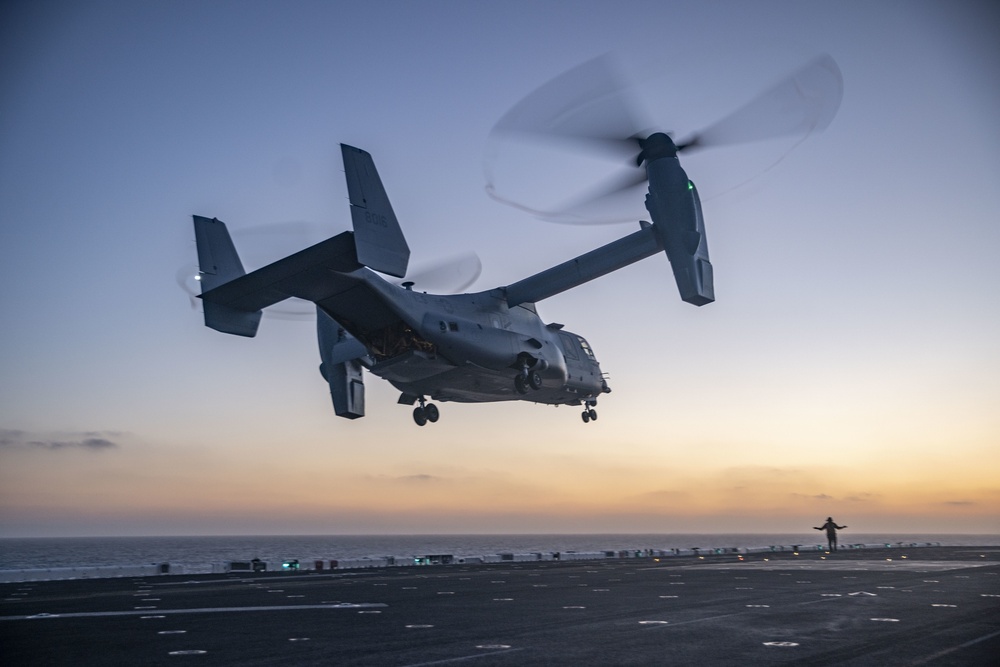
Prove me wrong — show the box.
[1,534,996,572]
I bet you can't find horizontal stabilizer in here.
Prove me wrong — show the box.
[199,231,360,313]
[341,144,410,278]
[203,302,262,337]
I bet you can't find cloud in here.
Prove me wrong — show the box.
[633,489,688,502]
[843,493,880,503]
[0,429,27,447]
[396,474,440,483]
[790,492,833,501]
[0,429,120,452]
[83,430,124,438]
[724,466,804,479]
[30,438,118,451]
[941,500,975,506]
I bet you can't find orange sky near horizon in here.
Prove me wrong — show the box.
[2,417,996,536]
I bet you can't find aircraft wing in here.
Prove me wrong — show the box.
[504,224,662,306]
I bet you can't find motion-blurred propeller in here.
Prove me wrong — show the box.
[485,54,842,223]
[395,252,482,294]
[488,53,651,163]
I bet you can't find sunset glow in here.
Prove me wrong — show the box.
[1,1,997,538]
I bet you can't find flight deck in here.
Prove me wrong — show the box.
[2,546,998,666]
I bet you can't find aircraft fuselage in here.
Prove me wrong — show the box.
[319,268,608,407]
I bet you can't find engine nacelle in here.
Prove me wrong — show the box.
[645,157,715,306]
[317,307,366,419]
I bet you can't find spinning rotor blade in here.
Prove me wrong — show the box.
[393,251,482,293]
[542,168,649,224]
[680,54,843,152]
[489,53,651,164]
[485,54,653,223]
[486,54,843,224]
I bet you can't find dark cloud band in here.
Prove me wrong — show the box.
[1,430,120,451]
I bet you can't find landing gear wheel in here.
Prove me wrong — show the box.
[581,410,591,423]
[514,374,529,395]
[528,371,543,390]
[425,403,440,423]
[588,409,597,421]
[413,407,428,426]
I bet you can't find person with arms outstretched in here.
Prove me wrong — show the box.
[814,517,847,551]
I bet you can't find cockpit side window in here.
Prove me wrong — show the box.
[577,336,596,360]
[558,332,578,361]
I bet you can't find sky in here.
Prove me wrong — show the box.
[1,0,998,538]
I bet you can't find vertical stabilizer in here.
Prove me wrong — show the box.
[341,144,410,278]
[192,215,262,337]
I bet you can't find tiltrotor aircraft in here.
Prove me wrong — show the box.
[190,56,841,425]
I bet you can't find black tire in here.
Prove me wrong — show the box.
[588,409,598,421]
[426,403,440,423]
[528,371,542,390]
[413,407,427,426]
[514,374,529,395]
[581,410,591,423]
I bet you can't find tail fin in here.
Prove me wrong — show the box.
[341,144,410,278]
[192,215,262,337]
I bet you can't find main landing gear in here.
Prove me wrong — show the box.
[581,400,598,424]
[412,397,439,426]
[513,363,543,395]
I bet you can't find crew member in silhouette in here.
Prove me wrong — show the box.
[814,517,847,551]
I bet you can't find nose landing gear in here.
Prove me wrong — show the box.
[412,397,440,426]
[581,400,598,424]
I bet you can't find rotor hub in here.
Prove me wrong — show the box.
[636,133,679,165]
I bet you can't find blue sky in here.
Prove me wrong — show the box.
[1,0,998,537]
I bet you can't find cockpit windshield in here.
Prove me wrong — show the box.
[558,331,597,363]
